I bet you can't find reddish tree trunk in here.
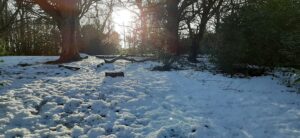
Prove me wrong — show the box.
[34,0,82,63]
[56,17,81,63]
[136,0,147,55]
[140,11,147,54]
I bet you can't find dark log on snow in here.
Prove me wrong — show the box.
[95,55,119,59]
[18,63,33,67]
[17,62,45,67]
[96,55,157,63]
[96,63,104,68]
[105,72,124,77]
[58,65,80,71]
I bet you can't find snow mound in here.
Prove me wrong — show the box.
[150,125,188,138]
[4,128,31,138]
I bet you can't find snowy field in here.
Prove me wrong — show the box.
[0,56,299,138]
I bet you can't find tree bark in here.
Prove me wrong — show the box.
[166,0,180,55]
[34,0,81,63]
[56,17,81,63]
[189,37,200,62]
[135,0,147,54]
[188,18,208,62]
[186,0,224,62]
[140,11,147,54]
[75,17,84,52]
[215,8,221,33]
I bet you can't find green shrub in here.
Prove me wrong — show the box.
[214,0,300,73]
[0,39,7,56]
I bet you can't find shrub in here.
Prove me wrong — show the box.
[0,39,8,56]
[214,0,300,73]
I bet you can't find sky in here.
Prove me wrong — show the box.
[112,8,136,48]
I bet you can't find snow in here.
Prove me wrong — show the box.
[4,128,31,138]
[71,125,84,137]
[0,56,300,138]
[87,127,106,137]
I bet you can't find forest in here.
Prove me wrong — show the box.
[0,0,300,137]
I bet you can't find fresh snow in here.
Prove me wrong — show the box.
[0,56,299,138]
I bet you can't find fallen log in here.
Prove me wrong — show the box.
[18,62,44,67]
[96,63,104,68]
[58,65,80,71]
[95,55,119,59]
[105,72,124,77]
[98,55,157,63]
[104,56,125,63]
[18,63,33,67]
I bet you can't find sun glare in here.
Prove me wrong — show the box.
[112,8,136,48]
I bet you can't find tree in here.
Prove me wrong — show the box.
[165,0,198,55]
[0,0,22,34]
[81,23,120,55]
[83,0,115,52]
[117,0,157,54]
[165,0,180,55]
[32,0,99,62]
[134,0,147,54]
[183,0,224,62]
[32,0,82,62]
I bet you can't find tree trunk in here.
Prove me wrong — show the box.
[34,0,82,63]
[188,31,205,62]
[75,17,84,52]
[188,17,208,62]
[56,17,80,63]
[135,0,147,55]
[140,11,147,54]
[215,8,221,33]
[189,37,200,62]
[166,0,180,55]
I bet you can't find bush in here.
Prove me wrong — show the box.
[0,39,8,56]
[214,0,300,73]
[81,25,120,55]
[213,13,248,73]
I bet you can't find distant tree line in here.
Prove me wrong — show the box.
[0,0,299,72]
[124,0,299,72]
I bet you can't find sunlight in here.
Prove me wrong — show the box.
[112,8,136,48]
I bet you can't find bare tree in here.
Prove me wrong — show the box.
[165,0,198,55]
[183,0,224,62]
[0,0,22,34]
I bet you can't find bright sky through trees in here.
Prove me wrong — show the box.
[112,8,136,48]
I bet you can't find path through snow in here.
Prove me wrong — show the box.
[0,56,299,138]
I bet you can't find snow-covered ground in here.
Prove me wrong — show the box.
[0,56,299,138]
